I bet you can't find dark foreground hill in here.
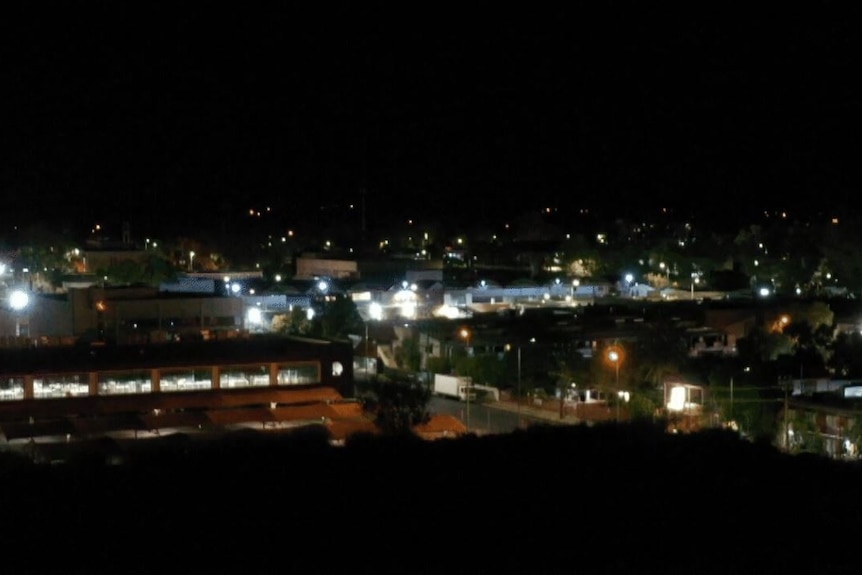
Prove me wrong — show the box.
[2,422,861,575]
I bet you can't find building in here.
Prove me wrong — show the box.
[1,285,248,346]
[0,334,358,450]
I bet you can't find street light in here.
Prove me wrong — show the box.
[460,327,471,355]
[606,345,623,421]
[460,328,471,431]
[189,251,195,272]
[690,273,699,300]
[517,345,521,422]
[506,343,522,424]
[608,348,620,381]
[570,278,580,303]
[8,288,30,337]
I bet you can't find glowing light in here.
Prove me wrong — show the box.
[667,386,687,411]
[9,290,29,310]
[392,288,418,319]
[434,304,462,319]
[369,301,384,321]
[247,307,262,325]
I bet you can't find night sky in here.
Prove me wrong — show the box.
[2,5,860,239]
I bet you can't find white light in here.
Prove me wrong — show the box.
[433,304,462,319]
[401,302,417,318]
[369,301,383,321]
[247,307,262,325]
[393,289,418,319]
[667,386,686,411]
[231,283,241,294]
[9,290,29,311]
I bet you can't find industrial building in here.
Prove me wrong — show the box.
[0,333,371,454]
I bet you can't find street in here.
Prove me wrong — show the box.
[429,396,578,434]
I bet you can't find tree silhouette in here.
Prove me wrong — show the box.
[315,293,365,341]
[362,372,431,435]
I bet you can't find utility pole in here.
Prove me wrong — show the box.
[364,321,369,377]
[783,377,790,451]
[465,377,471,432]
[517,347,521,421]
[729,376,734,423]
[559,381,565,420]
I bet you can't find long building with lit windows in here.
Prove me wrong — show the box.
[0,334,369,448]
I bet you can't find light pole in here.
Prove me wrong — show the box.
[8,288,30,337]
[517,345,521,422]
[460,328,471,431]
[570,278,580,303]
[607,346,623,421]
[460,327,470,356]
[506,343,522,423]
[690,273,699,300]
[189,251,195,272]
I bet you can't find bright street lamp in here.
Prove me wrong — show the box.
[606,345,624,421]
[460,327,471,353]
[189,251,195,272]
[8,288,30,337]
[608,349,620,384]
[460,327,472,430]
[506,343,522,424]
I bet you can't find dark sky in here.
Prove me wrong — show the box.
[2,5,860,238]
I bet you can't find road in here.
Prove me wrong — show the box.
[429,396,573,434]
